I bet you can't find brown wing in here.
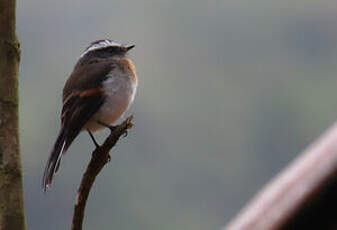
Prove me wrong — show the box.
[61,88,106,152]
[61,59,116,150]
[43,61,114,190]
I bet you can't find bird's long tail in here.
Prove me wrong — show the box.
[42,128,67,192]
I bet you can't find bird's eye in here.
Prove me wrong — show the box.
[103,46,124,55]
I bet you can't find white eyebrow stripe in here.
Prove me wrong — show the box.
[80,40,122,58]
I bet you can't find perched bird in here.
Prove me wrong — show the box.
[42,39,138,191]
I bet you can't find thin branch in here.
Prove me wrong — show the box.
[225,122,337,230]
[71,115,134,230]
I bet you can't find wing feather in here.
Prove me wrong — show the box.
[42,60,115,190]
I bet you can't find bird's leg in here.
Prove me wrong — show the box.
[97,120,117,133]
[87,130,100,148]
[97,120,128,137]
[88,130,111,161]
[96,118,130,161]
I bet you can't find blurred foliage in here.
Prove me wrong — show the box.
[17,0,337,229]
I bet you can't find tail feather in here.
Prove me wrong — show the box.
[42,124,82,192]
[42,129,67,192]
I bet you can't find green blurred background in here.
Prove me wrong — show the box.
[17,0,337,229]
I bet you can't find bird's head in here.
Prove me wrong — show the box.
[80,39,135,59]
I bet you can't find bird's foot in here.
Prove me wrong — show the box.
[97,120,117,133]
[123,129,128,137]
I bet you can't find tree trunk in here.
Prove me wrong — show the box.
[0,0,26,229]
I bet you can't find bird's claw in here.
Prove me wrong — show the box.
[97,120,116,133]
[123,130,128,137]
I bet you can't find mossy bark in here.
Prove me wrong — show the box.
[0,0,26,229]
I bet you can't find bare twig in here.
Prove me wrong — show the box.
[71,115,134,230]
[225,122,337,230]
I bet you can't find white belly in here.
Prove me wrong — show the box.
[84,75,137,131]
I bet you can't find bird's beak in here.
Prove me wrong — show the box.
[125,45,135,51]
